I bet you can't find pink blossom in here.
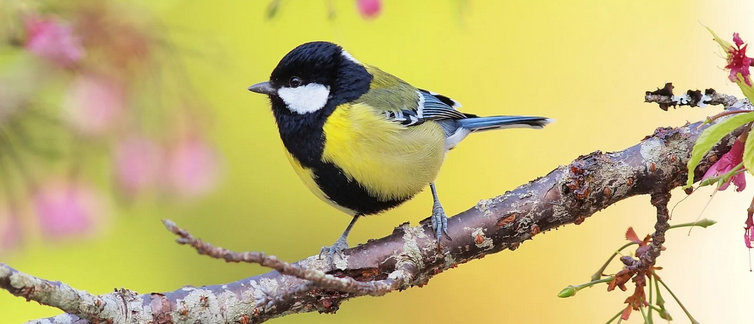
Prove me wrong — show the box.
[62,74,126,136]
[0,210,22,252]
[24,15,84,67]
[34,180,108,239]
[357,0,382,19]
[734,33,745,47]
[701,137,746,192]
[725,33,753,86]
[745,212,754,249]
[114,135,161,195]
[164,134,220,198]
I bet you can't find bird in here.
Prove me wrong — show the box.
[248,41,552,261]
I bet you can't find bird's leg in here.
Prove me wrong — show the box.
[429,182,450,241]
[320,214,361,264]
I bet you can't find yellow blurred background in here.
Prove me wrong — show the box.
[3,0,754,323]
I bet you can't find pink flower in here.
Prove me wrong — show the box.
[164,134,220,198]
[734,33,745,47]
[745,212,754,249]
[24,15,84,68]
[34,180,108,239]
[0,209,22,252]
[62,74,126,136]
[701,137,746,192]
[725,33,753,86]
[357,0,382,19]
[114,135,161,196]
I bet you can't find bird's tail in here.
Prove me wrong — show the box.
[457,115,553,132]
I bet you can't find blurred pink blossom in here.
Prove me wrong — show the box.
[164,134,220,198]
[62,74,126,136]
[356,0,382,19]
[114,135,161,196]
[24,15,84,68]
[72,2,154,74]
[0,210,22,252]
[34,181,108,239]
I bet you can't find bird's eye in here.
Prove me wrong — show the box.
[288,77,303,88]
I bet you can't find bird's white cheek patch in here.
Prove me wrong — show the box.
[277,83,331,114]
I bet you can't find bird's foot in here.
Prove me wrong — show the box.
[430,201,450,241]
[319,236,349,265]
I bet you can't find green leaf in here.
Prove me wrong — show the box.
[735,75,754,104]
[745,128,754,175]
[653,276,672,320]
[658,308,673,321]
[686,111,754,188]
[705,26,733,52]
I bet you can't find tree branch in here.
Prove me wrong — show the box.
[644,82,741,110]
[5,95,753,324]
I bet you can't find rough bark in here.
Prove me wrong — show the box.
[3,96,750,324]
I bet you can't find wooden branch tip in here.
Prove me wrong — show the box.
[644,82,740,110]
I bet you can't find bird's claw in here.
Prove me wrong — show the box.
[319,237,349,265]
[430,201,450,241]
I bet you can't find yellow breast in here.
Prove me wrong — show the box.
[320,103,446,201]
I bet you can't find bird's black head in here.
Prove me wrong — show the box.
[248,41,372,115]
[248,42,373,167]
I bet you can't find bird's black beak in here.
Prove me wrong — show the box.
[248,81,276,95]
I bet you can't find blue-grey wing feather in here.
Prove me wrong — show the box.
[384,109,424,126]
[382,90,464,126]
[418,90,467,120]
[382,89,550,137]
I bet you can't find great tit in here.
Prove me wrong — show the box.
[248,41,552,260]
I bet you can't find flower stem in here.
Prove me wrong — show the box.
[605,309,624,324]
[655,275,699,324]
[667,219,716,229]
[591,242,636,281]
[647,277,654,323]
[640,301,652,324]
[652,275,673,321]
[704,109,754,124]
[558,276,615,297]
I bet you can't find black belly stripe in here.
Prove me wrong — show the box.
[313,161,410,215]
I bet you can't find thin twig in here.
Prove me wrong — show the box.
[591,242,637,281]
[655,275,699,324]
[162,219,412,296]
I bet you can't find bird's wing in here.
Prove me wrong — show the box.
[368,90,468,127]
[416,89,467,120]
[359,65,467,126]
